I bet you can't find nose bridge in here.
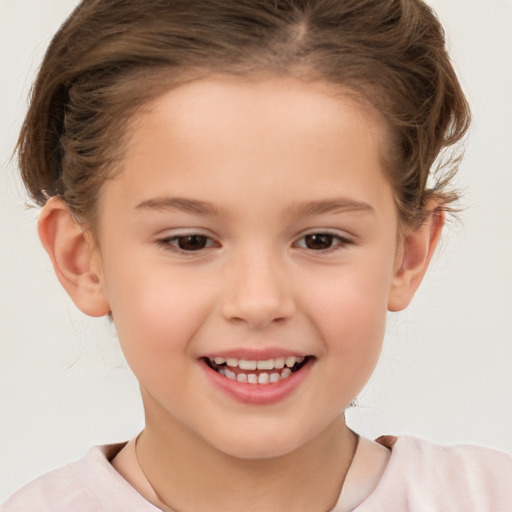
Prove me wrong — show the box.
[221,243,296,328]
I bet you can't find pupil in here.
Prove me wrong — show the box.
[305,234,333,250]
[179,235,207,250]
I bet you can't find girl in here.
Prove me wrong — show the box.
[2,0,511,510]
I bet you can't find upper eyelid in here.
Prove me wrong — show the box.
[294,228,354,241]
[293,229,356,251]
[159,232,217,243]
[155,227,218,239]
[155,228,354,238]
[156,234,219,254]
[154,228,355,244]
[295,233,351,244]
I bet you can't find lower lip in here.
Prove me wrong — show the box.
[200,359,313,405]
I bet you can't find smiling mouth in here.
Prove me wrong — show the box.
[203,355,311,384]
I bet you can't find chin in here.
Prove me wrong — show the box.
[206,424,315,460]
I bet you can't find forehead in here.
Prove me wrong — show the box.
[134,76,386,151]
[104,76,394,219]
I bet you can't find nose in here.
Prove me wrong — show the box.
[220,250,296,329]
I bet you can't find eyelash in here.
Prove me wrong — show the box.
[293,232,353,253]
[156,234,218,254]
[156,231,352,255]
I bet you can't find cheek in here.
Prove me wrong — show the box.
[306,272,390,405]
[103,261,213,366]
[300,258,393,356]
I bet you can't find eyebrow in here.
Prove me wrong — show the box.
[135,196,374,217]
[287,198,374,217]
[135,197,227,216]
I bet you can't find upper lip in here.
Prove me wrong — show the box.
[201,347,310,361]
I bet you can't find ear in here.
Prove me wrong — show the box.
[38,197,110,317]
[387,202,445,312]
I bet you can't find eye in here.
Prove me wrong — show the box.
[295,233,350,251]
[158,234,217,252]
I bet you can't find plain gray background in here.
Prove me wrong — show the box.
[1,0,511,501]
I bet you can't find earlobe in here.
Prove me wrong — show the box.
[38,197,110,317]
[387,204,445,312]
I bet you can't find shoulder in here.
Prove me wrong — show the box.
[2,446,105,512]
[1,443,159,512]
[354,436,512,511]
[393,436,512,487]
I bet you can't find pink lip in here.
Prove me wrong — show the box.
[201,347,308,360]
[199,357,313,405]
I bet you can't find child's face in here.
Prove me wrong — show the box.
[93,76,402,458]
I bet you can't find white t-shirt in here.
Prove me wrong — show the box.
[2,436,511,511]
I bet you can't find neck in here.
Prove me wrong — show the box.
[137,401,357,512]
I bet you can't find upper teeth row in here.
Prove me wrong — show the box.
[211,356,305,370]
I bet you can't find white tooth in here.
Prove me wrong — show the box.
[239,359,257,370]
[214,357,226,365]
[274,357,285,369]
[297,356,305,364]
[226,358,239,368]
[237,373,248,383]
[247,374,258,384]
[285,356,297,368]
[225,369,236,380]
[270,373,280,383]
[281,368,292,379]
[257,359,274,370]
[258,373,270,384]
[218,368,226,376]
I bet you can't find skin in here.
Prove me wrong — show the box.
[39,76,443,511]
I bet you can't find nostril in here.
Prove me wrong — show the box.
[222,300,296,329]
[220,268,296,327]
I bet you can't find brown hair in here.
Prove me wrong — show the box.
[17,0,470,229]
